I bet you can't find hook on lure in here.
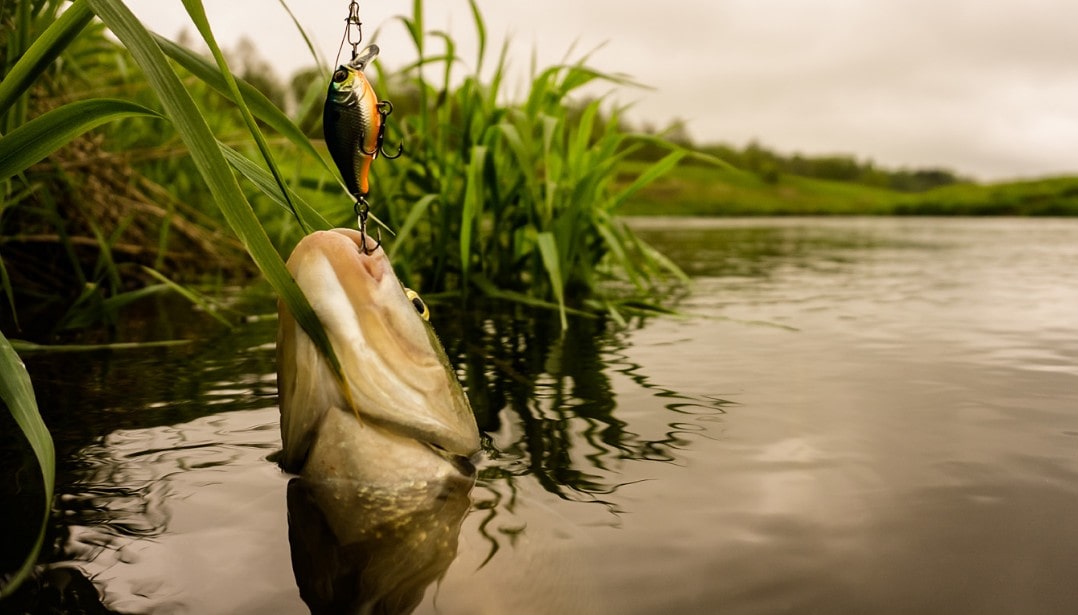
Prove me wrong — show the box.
[344,46,404,161]
[353,196,381,254]
[361,100,404,160]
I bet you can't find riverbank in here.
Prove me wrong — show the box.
[620,161,1078,216]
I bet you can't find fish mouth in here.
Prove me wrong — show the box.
[306,230,441,391]
[277,229,480,475]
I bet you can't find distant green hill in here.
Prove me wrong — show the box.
[891,176,1078,215]
[619,161,1078,216]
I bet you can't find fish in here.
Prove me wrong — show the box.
[323,45,382,200]
[276,228,480,484]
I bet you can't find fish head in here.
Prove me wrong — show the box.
[327,64,365,103]
[277,228,480,477]
[327,44,378,98]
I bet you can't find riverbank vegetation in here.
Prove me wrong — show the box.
[621,141,1078,216]
[1,0,688,344]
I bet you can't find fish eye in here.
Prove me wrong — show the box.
[405,288,429,321]
[332,69,348,83]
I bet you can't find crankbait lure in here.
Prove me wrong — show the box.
[325,1,403,253]
[323,45,383,201]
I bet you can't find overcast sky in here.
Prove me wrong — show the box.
[123,0,1078,180]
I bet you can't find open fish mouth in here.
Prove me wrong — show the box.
[276,229,479,479]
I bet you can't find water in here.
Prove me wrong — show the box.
[6,217,1078,613]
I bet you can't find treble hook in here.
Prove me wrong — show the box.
[353,196,381,254]
[361,100,405,159]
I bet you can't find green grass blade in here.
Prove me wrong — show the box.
[470,274,594,318]
[0,252,18,328]
[389,193,438,257]
[219,142,331,230]
[496,122,539,210]
[86,0,345,382]
[408,0,426,56]
[152,34,345,194]
[275,0,326,71]
[85,219,121,293]
[0,98,162,182]
[10,339,192,353]
[592,213,643,289]
[99,283,169,311]
[603,149,687,212]
[568,99,600,168]
[0,331,54,598]
[0,0,94,119]
[631,232,690,282]
[179,0,307,232]
[536,231,567,330]
[460,146,487,282]
[141,267,234,328]
[467,0,486,73]
[7,0,32,131]
[58,284,172,331]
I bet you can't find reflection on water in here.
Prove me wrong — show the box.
[441,307,730,496]
[7,272,722,613]
[435,301,731,570]
[287,472,473,614]
[49,410,294,614]
[6,217,1078,613]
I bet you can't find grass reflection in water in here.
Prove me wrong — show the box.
[433,299,732,562]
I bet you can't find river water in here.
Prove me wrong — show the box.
[6,217,1078,613]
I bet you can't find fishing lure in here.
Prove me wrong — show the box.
[323,45,383,201]
[325,3,403,252]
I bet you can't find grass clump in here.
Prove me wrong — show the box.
[372,0,691,326]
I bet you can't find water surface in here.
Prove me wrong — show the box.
[7,217,1078,613]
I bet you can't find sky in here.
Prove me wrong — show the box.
[122,0,1078,180]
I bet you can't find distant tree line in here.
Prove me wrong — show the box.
[628,118,968,193]
[697,140,966,192]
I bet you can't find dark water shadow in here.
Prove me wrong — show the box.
[0,564,117,614]
[1,293,280,607]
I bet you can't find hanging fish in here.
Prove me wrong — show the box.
[323,45,382,200]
